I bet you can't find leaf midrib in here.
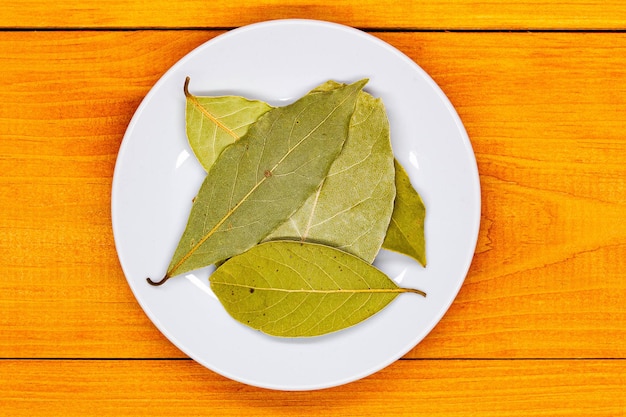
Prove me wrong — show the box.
[211,281,425,295]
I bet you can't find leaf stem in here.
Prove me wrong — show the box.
[405,287,427,297]
[146,274,171,286]
[183,76,191,98]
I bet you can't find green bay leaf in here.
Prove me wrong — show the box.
[150,80,367,284]
[184,78,272,171]
[265,83,396,263]
[210,241,425,337]
[382,159,427,266]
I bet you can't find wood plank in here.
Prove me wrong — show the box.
[0,1,626,30]
[1,31,625,358]
[0,359,624,416]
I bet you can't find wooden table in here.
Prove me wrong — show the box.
[1,2,625,415]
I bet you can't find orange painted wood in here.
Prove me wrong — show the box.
[0,359,624,416]
[0,31,217,359]
[0,0,626,29]
[387,31,626,358]
[1,31,625,361]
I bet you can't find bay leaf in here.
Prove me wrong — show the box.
[382,159,427,266]
[184,77,272,171]
[265,82,395,263]
[210,240,425,337]
[148,80,367,284]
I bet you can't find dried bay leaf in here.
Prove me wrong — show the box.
[147,80,367,285]
[265,82,396,263]
[184,78,272,171]
[210,241,425,337]
[382,160,427,266]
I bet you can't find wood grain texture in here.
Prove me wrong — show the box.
[0,359,624,416]
[0,1,626,30]
[1,31,625,363]
[0,31,217,359]
[386,31,626,358]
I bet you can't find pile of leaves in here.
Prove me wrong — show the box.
[148,78,427,337]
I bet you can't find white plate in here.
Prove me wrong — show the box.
[111,19,480,391]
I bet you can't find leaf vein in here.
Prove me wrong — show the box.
[189,95,239,139]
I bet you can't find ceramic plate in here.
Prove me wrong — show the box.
[111,19,480,390]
